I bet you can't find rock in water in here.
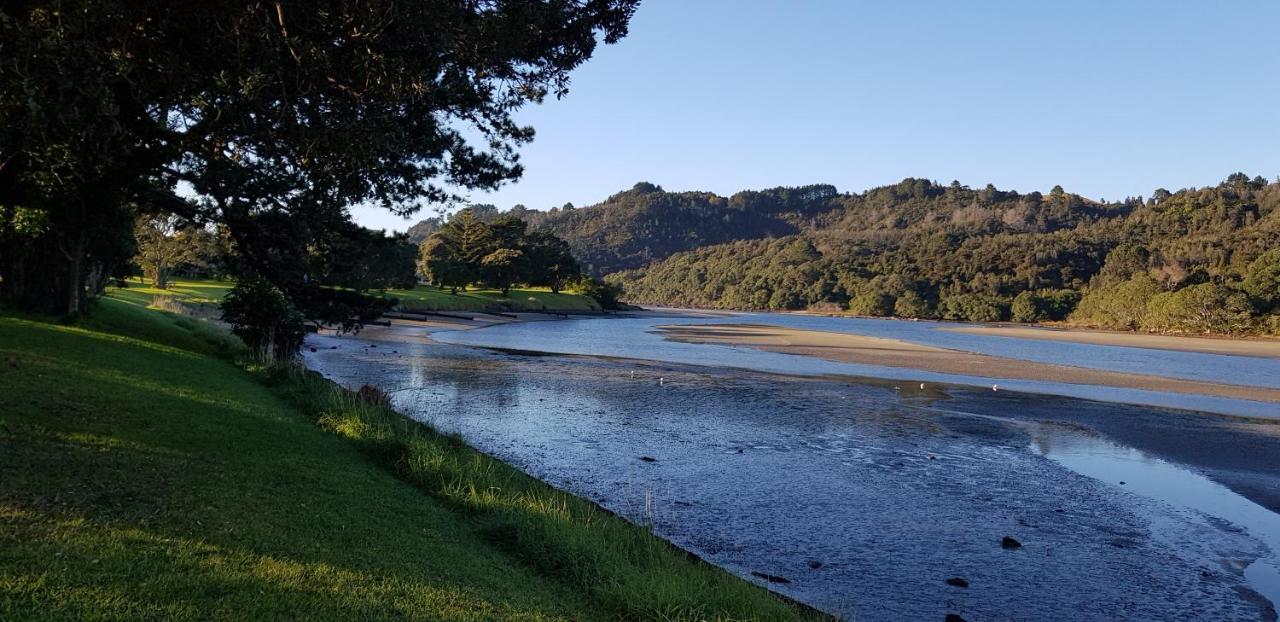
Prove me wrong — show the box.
[808,560,823,569]
[639,456,657,462]
[945,615,968,622]
[946,577,969,588]
[1001,536,1022,549]
[750,571,791,584]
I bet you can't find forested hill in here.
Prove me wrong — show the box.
[411,179,1131,277]
[406,174,1280,333]
[608,174,1280,333]
[512,182,842,274]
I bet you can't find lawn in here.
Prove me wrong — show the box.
[388,285,603,313]
[0,294,811,621]
[111,277,603,314]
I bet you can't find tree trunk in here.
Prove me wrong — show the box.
[65,230,85,317]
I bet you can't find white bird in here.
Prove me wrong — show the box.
[659,377,665,386]
[992,384,1000,391]
[919,383,926,390]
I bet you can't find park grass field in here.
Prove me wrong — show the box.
[0,293,810,621]
[112,277,603,314]
[389,285,602,313]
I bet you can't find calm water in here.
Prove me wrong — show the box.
[434,313,1280,418]
[304,316,1280,620]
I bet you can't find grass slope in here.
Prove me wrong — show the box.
[113,277,603,314]
[0,296,808,620]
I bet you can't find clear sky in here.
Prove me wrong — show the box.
[353,1,1280,232]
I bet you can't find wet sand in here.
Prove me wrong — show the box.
[658,323,1280,405]
[948,324,1280,358]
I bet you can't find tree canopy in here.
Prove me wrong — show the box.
[417,206,580,295]
[1,0,637,327]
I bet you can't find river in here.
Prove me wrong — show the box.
[303,312,1280,621]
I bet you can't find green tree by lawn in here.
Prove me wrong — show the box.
[0,0,639,345]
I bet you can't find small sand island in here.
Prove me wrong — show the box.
[946,325,1280,359]
[657,323,1280,404]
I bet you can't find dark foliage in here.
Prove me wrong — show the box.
[418,207,580,295]
[220,277,306,359]
[0,0,638,325]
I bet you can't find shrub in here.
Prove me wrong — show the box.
[575,277,625,310]
[1010,291,1043,323]
[1071,274,1162,330]
[940,293,1008,322]
[893,290,932,318]
[220,277,306,359]
[1143,283,1253,334]
[1243,249,1280,312]
[1011,289,1081,323]
[848,290,895,317]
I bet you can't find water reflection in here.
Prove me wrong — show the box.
[1030,426,1280,611]
[304,334,1280,621]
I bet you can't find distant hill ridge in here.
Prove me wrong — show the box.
[407,174,1280,332]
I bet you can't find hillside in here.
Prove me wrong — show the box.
[515,182,842,275]
[609,175,1280,332]
[408,174,1280,333]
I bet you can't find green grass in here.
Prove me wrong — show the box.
[0,294,812,620]
[110,277,233,308]
[111,277,603,314]
[387,285,603,314]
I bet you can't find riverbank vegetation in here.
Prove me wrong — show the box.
[0,294,813,620]
[480,177,1279,335]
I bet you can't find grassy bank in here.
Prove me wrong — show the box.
[0,294,810,620]
[112,277,603,315]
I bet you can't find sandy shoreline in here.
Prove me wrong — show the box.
[947,324,1280,358]
[658,323,1280,405]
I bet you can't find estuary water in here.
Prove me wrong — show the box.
[304,314,1280,621]
[433,312,1280,418]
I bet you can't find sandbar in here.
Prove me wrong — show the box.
[657,323,1280,405]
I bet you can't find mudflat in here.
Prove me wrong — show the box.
[947,324,1280,358]
[657,323,1280,404]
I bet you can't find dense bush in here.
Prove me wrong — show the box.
[1144,283,1253,334]
[940,293,1008,322]
[1244,249,1280,312]
[1071,274,1163,330]
[220,278,306,359]
[573,277,626,311]
[848,290,895,317]
[1011,289,1080,322]
[893,291,933,318]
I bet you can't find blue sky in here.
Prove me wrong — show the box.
[354,1,1280,232]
